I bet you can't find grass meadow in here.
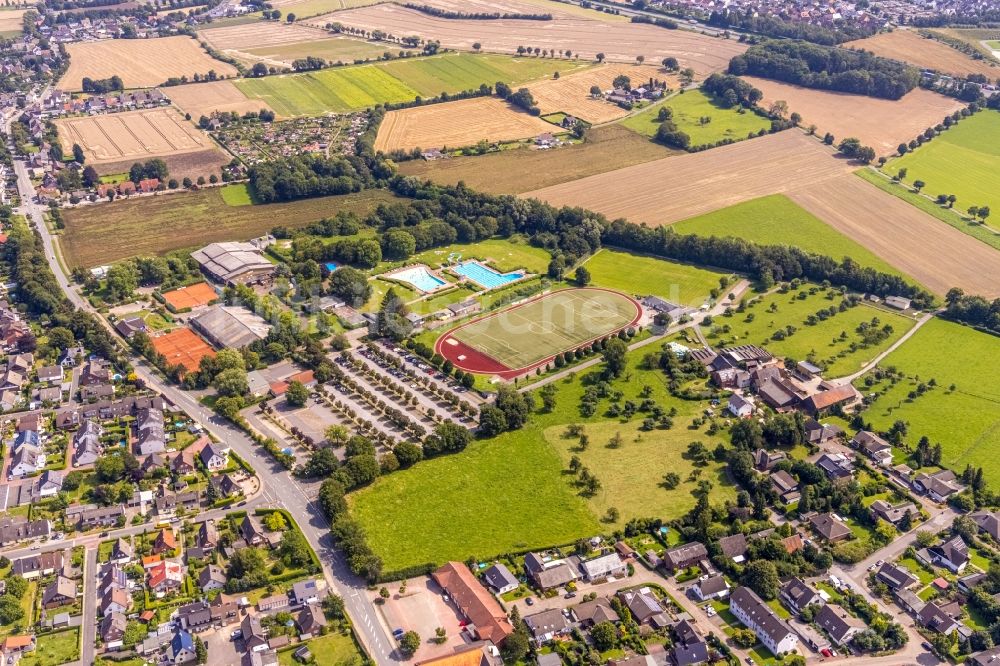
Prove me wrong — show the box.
[620,88,772,147]
[61,187,402,267]
[351,337,736,573]
[890,110,1000,221]
[247,36,388,64]
[25,628,80,666]
[672,194,909,278]
[236,52,582,116]
[403,236,552,274]
[854,318,1000,486]
[581,248,728,306]
[704,284,916,377]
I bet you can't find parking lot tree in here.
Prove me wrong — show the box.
[400,631,421,656]
[424,422,472,457]
[345,436,375,458]
[341,454,380,488]
[477,405,507,437]
[324,425,349,447]
[393,441,423,468]
[494,385,533,431]
[285,380,309,407]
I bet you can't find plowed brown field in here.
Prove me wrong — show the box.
[743,77,964,156]
[374,96,554,151]
[525,130,852,224]
[306,3,745,75]
[788,175,1000,297]
[198,21,330,50]
[59,36,237,91]
[166,80,273,118]
[529,63,677,123]
[846,29,999,79]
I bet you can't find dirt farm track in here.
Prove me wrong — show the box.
[59,36,238,91]
[306,3,745,75]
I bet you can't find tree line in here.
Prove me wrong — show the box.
[402,3,552,20]
[248,153,377,203]
[81,75,123,94]
[708,10,873,45]
[729,39,921,100]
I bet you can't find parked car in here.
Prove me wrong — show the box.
[525,597,534,606]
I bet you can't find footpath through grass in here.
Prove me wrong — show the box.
[854,318,1000,486]
[672,194,910,279]
[236,52,586,116]
[620,88,772,147]
[888,110,1000,226]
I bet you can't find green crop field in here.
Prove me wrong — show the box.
[672,195,910,278]
[854,318,1000,486]
[351,339,738,572]
[61,188,403,268]
[620,89,772,147]
[236,53,584,116]
[219,183,254,206]
[890,110,1000,221]
[582,247,729,306]
[704,284,916,378]
[450,288,638,370]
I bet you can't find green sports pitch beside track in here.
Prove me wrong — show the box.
[448,288,640,371]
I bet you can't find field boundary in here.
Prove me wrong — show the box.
[434,287,641,378]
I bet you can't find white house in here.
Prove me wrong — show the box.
[727,393,755,418]
[730,587,799,655]
[691,575,730,601]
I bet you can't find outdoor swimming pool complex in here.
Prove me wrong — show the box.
[454,260,524,289]
[389,265,448,293]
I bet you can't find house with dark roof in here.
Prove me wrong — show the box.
[918,599,962,635]
[852,431,893,466]
[571,598,619,627]
[13,551,64,578]
[717,533,748,563]
[968,646,1000,666]
[618,589,669,629]
[913,469,963,502]
[0,517,50,546]
[198,564,227,591]
[805,418,843,444]
[808,513,851,542]
[970,511,1000,541]
[101,612,127,649]
[816,453,854,481]
[779,577,823,615]
[481,563,518,595]
[755,448,785,471]
[756,378,801,411]
[197,521,218,550]
[671,619,709,666]
[135,407,166,456]
[241,614,269,651]
[875,562,919,591]
[296,604,327,639]
[926,535,969,573]
[523,552,577,591]
[815,605,865,646]
[72,420,101,467]
[169,629,197,663]
[729,587,798,655]
[662,542,708,572]
[110,537,133,564]
[431,562,513,645]
[241,515,266,546]
[210,473,242,498]
[42,576,76,608]
[524,608,572,645]
[870,500,916,527]
[770,470,800,504]
[176,601,213,632]
[691,575,729,602]
[199,442,229,470]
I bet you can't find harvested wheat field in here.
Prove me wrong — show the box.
[199,21,330,51]
[374,96,554,151]
[0,9,24,32]
[56,108,214,164]
[526,130,852,225]
[529,64,677,123]
[788,175,1000,297]
[60,36,238,91]
[846,29,999,79]
[166,80,274,118]
[743,77,963,156]
[307,3,744,75]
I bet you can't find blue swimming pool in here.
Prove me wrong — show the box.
[389,265,448,293]
[325,262,338,272]
[454,261,524,289]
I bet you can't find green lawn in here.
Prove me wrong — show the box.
[856,169,1000,252]
[581,247,729,306]
[363,277,419,312]
[672,194,910,278]
[352,339,737,572]
[220,183,254,206]
[854,318,1000,487]
[236,52,584,116]
[543,353,736,527]
[23,628,79,666]
[889,110,1000,226]
[619,88,772,147]
[988,40,1000,49]
[277,631,363,666]
[403,236,552,274]
[706,285,916,377]
[897,556,935,586]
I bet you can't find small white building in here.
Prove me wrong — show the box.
[727,393,755,418]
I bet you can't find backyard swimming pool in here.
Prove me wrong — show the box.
[454,261,524,289]
[387,265,448,293]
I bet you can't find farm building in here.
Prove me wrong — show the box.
[191,306,270,349]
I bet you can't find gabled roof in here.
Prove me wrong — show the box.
[481,563,518,592]
[809,513,851,541]
[524,608,571,638]
[432,562,513,645]
[815,604,864,643]
[718,533,748,560]
[876,562,918,590]
[730,587,794,646]
[929,535,969,569]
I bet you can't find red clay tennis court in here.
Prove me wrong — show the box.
[435,288,641,378]
[161,283,218,310]
[151,327,216,373]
